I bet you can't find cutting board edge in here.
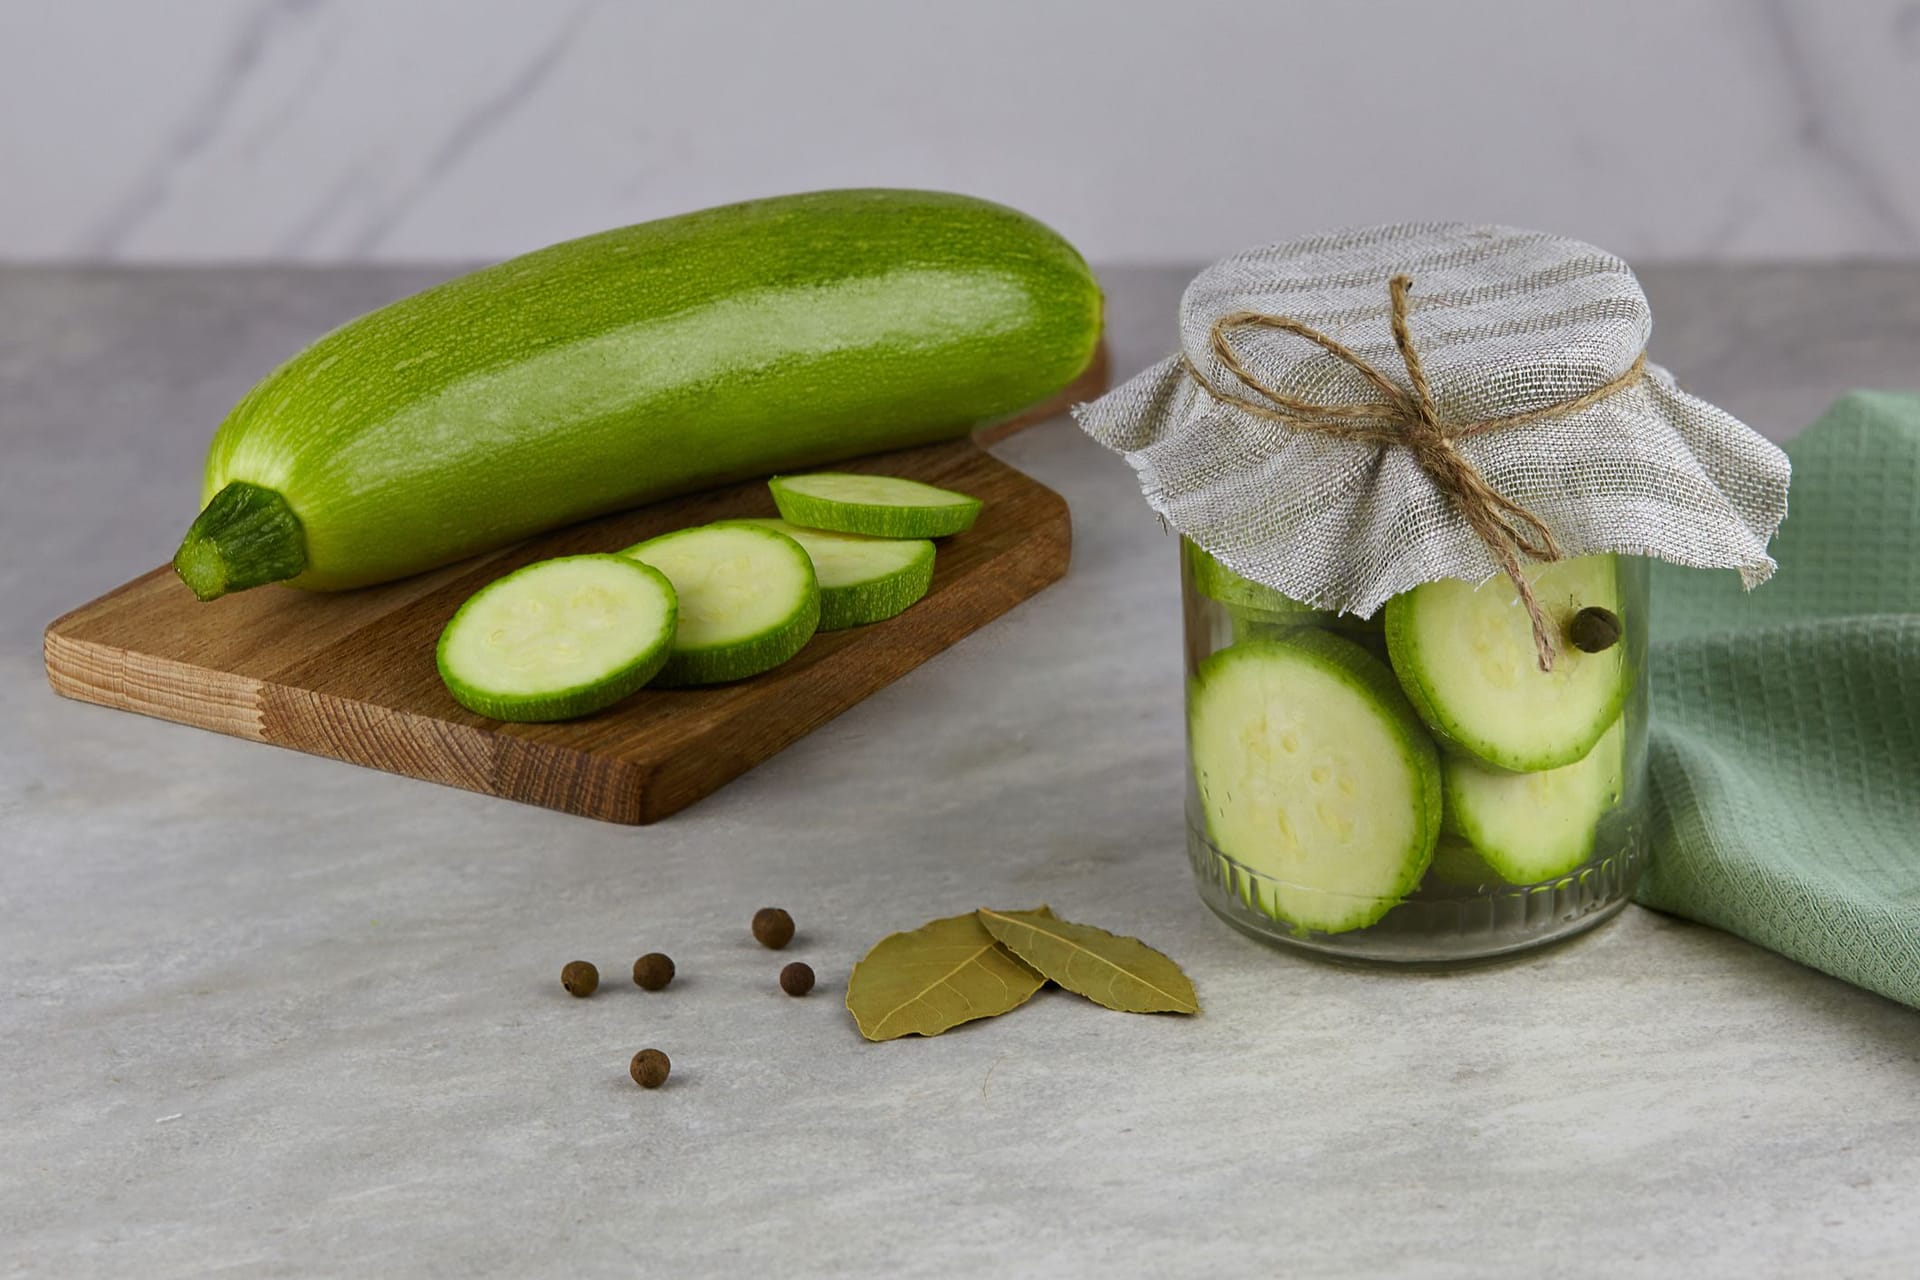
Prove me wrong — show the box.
[41,447,1077,825]
[41,327,1104,823]
[258,684,658,823]
[44,624,271,742]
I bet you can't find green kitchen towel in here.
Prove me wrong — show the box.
[1640,390,1920,1008]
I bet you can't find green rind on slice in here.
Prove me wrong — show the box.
[1230,612,1388,660]
[621,523,820,686]
[1184,538,1385,655]
[1189,631,1442,935]
[769,472,982,538]
[732,517,935,631]
[1384,554,1630,772]
[1426,837,1511,890]
[1442,715,1625,884]
[436,554,677,722]
[1181,538,1323,621]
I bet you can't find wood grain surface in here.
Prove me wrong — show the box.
[43,347,1105,823]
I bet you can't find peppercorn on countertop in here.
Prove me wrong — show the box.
[6,264,1920,1278]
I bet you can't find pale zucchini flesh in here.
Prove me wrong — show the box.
[1442,715,1626,884]
[769,472,982,538]
[1189,632,1442,934]
[621,523,820,686]
[1384,555,1629,772]
[732,518,934,630]
[435,554,677,722]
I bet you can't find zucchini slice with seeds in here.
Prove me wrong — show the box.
[436,554,677,722]
[621,523,820,686]
[1384,555,1629,772]
[1189,632,1442,934]
[1442,715,1626,884]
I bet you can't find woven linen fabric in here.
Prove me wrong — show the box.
[1075,223,1791,617]
[1639,391,1920,1009]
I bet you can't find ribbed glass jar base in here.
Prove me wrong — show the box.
[1188,822,1644,966]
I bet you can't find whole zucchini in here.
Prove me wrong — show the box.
[173,189,1101,599]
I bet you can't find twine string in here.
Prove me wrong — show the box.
[1182,273,1647,671]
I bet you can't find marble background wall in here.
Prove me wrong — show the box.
[3,0,1917,264]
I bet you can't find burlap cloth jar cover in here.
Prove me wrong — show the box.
[1076,223,1791,647]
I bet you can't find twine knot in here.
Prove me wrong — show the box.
[1183,273,1647,671]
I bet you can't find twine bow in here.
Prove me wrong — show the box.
[1182,274,1647,671]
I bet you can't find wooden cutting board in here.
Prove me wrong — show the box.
[43,347,1106,823]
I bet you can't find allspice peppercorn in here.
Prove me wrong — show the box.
[632,952,675,991]
[1567,606,1623,654]
[630,1048,671,1089]
[779,961,815,997]
[560,960,599,998]
[752,907,795,950]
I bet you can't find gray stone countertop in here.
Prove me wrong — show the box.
[4,264,1918,1278]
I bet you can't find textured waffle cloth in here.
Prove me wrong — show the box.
[1075,223,1790,616]
[1641,391,1920,1008]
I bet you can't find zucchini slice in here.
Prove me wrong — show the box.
[1189,632,1442,934]
[769,473,982,538]
[1442,715,1625,884]
[1384,555,1629,772]
[1182,538,1320,621]
[1182,538,1385,654]
[732,518,934,630]
[436,554,677,722]
[622,523,820,686]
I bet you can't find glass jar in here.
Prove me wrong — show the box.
[1181,539,1648,965]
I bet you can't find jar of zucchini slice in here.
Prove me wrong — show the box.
[1076,222,1789,967]
[1181,540,1649,962]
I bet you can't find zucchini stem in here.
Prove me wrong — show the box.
[172,481,306,600]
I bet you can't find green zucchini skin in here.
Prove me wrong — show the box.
[183,189,1102,596]
[768,472,983,539]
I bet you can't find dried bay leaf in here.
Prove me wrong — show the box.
[846,910,1047,1041]
[976,907,1199,1015]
